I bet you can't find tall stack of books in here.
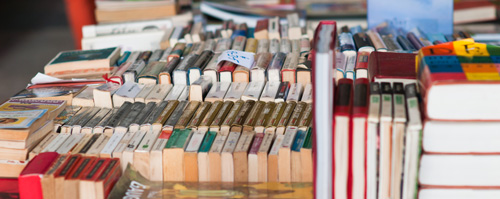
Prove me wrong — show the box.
[0,99,66,177]
[417,39,500,198]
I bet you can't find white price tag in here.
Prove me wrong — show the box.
[217,50,255,69]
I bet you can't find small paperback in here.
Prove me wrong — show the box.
[0,110,47,129]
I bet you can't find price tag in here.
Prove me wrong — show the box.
[217,50,255,69]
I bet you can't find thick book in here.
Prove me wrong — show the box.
[351,78,370,199]
[0,99,66,121]
[205,82,231,102]
[94,83,121,108]
[44,47,120,78]
[417,40,500,121]
[18,152,59,199]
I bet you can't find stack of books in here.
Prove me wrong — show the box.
[0,99,66,177]
[417,39,500,198]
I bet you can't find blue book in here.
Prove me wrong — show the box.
[367,0,453,35]
[291,129,307,152]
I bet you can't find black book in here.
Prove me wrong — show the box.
[105,101,133,127]
[353,32,375,52]
[134,102,156,125]
[117,102,146,128]
[144,101,169,125]
[164,100,189,127]
[275,82,290,102]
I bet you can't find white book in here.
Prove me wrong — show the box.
[169,26,184,47]
[145,84,172,104]
[278,126,299,182]
[82,30,165,51]
[100,131,127,157]
[301,83,312,103]
[164,84,186,101]
[112,82,144,107]
[189,76,213,101]
[268,16,281,40]
[257,39,269,53]
[86,134,110,156]
[185,130,206,152]
[287,13,302,40]
[149,131,170,181]
[202,53,221,84]
[135,129,160,153]
[259,81,281,102]
[366,83,381,199]
[402,84,422,199]
[343,51,357,80]
[55,133,84,154]
[134,84,155,103]
[204,82,231,102]
[378,82,393,199]
[112,132,136,159]
[178,85,190,101]
[224,82,248,102]
[286,83,304,102]
[241,81,265,101]
[41,133,71,152]
[94,83,121,108]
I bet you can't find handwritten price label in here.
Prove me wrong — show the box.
[217,50,255,69]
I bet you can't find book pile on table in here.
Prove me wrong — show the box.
[0,99,66,178]
[417,39,500,199]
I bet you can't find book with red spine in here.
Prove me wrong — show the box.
[219,61,237,82]
[354,51,370,79]
[367,51,416,84]
[254,19,269,40]
[95,158,121,199]
[64,156,97,199]
[334,78,354,199]
[18,152,59,199]
[53,154,83,199]
[311,20,337,199]
[79,158,112,199]
[351,78,370,199]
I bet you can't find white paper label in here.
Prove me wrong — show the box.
[217,50,255,69]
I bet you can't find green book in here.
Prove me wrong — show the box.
[302,127,313,149]
[172,128,193,148]
[165,129,181,148]
[199,131,217,153]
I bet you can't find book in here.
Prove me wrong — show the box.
[233,128,255,182]
[63,156,96,199]
[221,126,242,182]
[197,101,223,132]
[267,52,286,82]
[94,158,121,199]
[158,56,180,84]
[224,82,248,102]
[281,52,300,83]
[164,84,186,101]
[351,78,370,199]
[417,40,500,120]
[189,76,213,101]
[301,83,312,103]
[197,130,216,182]
[0,109,48,141]
[251,52,272,82]
[378,82,393,199]
[300,128,313,182]
[163,129,193,181]
[219,61,237,82]
[286,83,304,102]
[188,50,213,85]
[95,2,177,23]
[137,61,168,84]
[93,83,121,108]
[72,85,100,107]
[144,84,172,104]
[40,154,68,199]
[44,47,120,78]
[186,101,212,129]
[174,101,200,129]
[312,21,337,199]
[183,129,206,182]
[278,126,299,182]
[368,51,416,84]
[275,82,290,102]
[241,81,265,101]
[173,54,199,85]
[354,51,370,79]
[112,82,144,107]
[11,85,85,106]
[202,52,222,84]
[53,155,82,199]
[204,82,231,102]
[259,81,281,102]
[18,152,59,199]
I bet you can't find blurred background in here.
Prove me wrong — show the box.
[0,1,74,101]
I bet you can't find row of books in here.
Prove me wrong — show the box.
[27,99,312,184]
[82,79,311,109]
[18,152,120,199]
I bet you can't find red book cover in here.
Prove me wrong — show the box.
[367,51,416,82]
[67,157,97,180]
[311,20,337,199]
[54,154,82,179]
[355,51,370,71]
[334,78,354,199]
[18,152,59,199]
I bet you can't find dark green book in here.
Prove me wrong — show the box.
[199,131,217,153]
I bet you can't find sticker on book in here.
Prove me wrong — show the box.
[217,50,255,69]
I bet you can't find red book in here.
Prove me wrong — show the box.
[454,0,498,24]
[254,19,269,40]
[334,78,354,199]
[219,61,237,82]
[64,156,97,199]
[96,158,121,199]
[311,20,337,199]
[79,158,112,199]
[18,152,59,199]
[53,154,82,199]
[351,78,370,199]
[367,51,416,84]
[354,51,371,79]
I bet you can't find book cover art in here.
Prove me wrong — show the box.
[0,99,66,113]
[10,85,85,99]
[367,0,453,34]
[0,110,46,129]
[48,47,118,65]
[109,164,313,198]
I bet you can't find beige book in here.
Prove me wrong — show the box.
[253,102,276,134]
[221,126,242,182]
[99,131,126,158]
[268,17,281,40]
[41,133,71,153]
[187,101,212,129]
[207,128,230,182]
[133,129,160,180]
[257,128,276,182]
[278,126,299,182]
[55,133,85,154]
[145,84,172,104]
[85,134,109,157]
[69,133,94,154]
[301,127,313,182]
[134,83,155,103]
[163,129,193,181]
[149,129,172,181]
[268,133,284,182]
[41,155,68,199]
[111,132,136,160]
[183,129,206,182]
[121,130,147,171]
[233,127,255,182]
